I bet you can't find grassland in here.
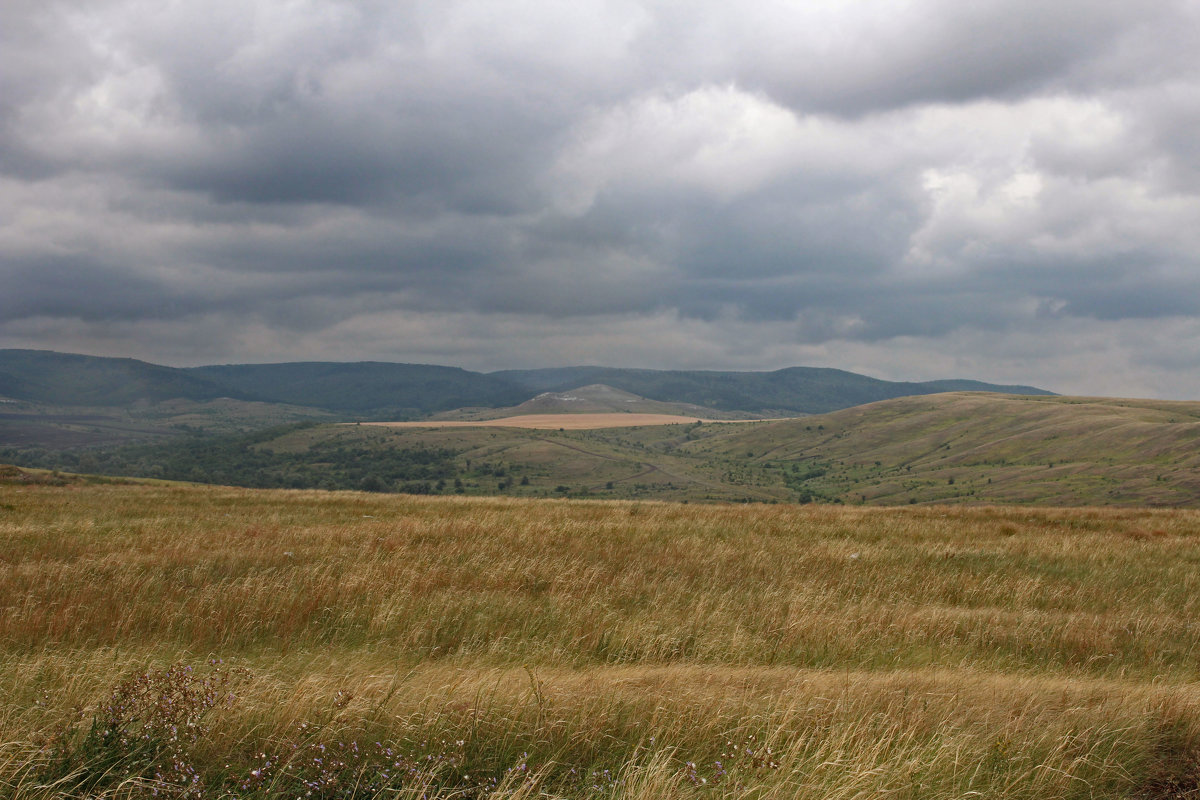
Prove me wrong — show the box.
[690,393,1200,506]
[3,480,1200,798]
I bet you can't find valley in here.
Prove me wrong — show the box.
[3,349,1197,508]
[6,391,1199,507]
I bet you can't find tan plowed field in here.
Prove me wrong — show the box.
[361,413,749,429]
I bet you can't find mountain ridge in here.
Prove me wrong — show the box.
[491,365,1052,414]
[0,348,1053,418]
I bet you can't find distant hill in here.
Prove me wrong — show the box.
[0,349,1051,421]
[187,362,528,416]
[0,349,245,406]
[448,383,757,420]
[492,366,1052,414]
[514,384,675,415]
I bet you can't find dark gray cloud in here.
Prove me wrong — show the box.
[2,0,1200,398]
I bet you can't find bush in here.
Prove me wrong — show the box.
[37,662,247,798]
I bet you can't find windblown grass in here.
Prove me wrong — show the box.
[2,483,1200,797]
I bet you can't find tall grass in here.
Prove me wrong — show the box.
[3,483,1200,797]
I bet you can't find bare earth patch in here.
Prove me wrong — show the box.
[362,413,756,430]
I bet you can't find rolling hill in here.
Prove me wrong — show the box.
[430,383,759,420]
[23,391,1194,507]
[693,393,1200,506]
[0,350,1051,421]
[4,350,1195,507]
[253,392,1200,506]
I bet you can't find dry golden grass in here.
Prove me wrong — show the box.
[3,483,1200,798]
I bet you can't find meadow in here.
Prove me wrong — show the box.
[3,480,1200,798]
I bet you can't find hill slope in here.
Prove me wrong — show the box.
[694,393,1200,505]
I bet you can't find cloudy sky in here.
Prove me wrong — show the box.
[3,0,1200,398]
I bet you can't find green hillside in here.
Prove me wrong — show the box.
[694,393,1200,506]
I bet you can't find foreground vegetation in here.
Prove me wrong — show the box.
[3,480,1200,798]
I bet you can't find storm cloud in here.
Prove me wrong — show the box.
[2,0,1200,398]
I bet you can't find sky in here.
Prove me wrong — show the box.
[3,0,1200,399]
